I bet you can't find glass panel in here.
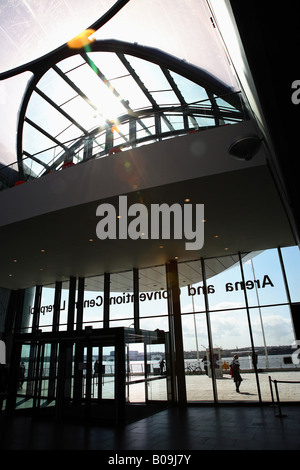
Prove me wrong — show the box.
[124,56,180,106]
[89,52,152,110]
[0,1,116,73]
[182,313,214,402]
[249,305,296,369]
[39,286,55,332]
[205,255,245,311]
[21,287,35,333]
[209,309,259,402]
[146,340,167,401]
[102,346,115,399]
[139,266,168,317]
[281,246,300,303]
[138,265,168,331]
[61,94,99,131]
[26,91,74,138]
[161,114,184,133]
[170,71,209,105]
[109,271,133,327]
[249,305,300,402]
[16,343,33,410]
[241,250,288,307]
[59,280,70,330]
[178,260,205,313]
[83,275,104,328]
[38,342,57,409]
[126,342,146,403]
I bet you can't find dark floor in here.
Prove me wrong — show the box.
[1,404,300,453]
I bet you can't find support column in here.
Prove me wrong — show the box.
[103,273,110,328]
[76,277,84,331]
[67,277,76,331]
[133,268,140,330]
[238,252,262,402]
[32,285,42,333]
[52,281,62,333]
[201,258,218,403]
[166,260,186,406]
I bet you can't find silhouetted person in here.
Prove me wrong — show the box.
[18,362,25,389]
[230,354,243,392]
[202,355,208,375]
[159,359,165,374]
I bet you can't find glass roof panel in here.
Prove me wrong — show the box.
[124,56,180,106]
[0,0,117,73]
[94,0,237,88]
[87,52,153,111]
[61,96,99,132]
[169,71,209,105]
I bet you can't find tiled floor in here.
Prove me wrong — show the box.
[1,404,300,452]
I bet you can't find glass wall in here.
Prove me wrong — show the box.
[14,245,300,405]
[179,248,300,403]
[83,275,104,329]
[109,271,134,328]
[139,265,168,331]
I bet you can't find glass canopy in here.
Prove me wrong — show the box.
[0,0,247,188]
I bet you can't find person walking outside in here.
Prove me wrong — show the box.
[230,354,243,392]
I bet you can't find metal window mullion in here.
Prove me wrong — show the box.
[129,118,137,147]
[200,258,218,403]
[103,273,110,328]
[52,281,62,333]
[238,252,262,402]
[32,285,42,333]
[155,113,162,139]
[133,268,139,330]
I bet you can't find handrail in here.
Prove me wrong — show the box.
[269,376,300,417]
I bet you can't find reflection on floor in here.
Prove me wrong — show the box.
[1,404,300,451]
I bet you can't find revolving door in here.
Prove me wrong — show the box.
[8,327,171,423]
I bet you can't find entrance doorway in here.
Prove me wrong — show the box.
[8,328,170,423]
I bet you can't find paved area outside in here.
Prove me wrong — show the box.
[186,370,300,402]
[127,370,300,403]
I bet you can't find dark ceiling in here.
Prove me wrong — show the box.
[229,0,300,245]
[0,164,294,290]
